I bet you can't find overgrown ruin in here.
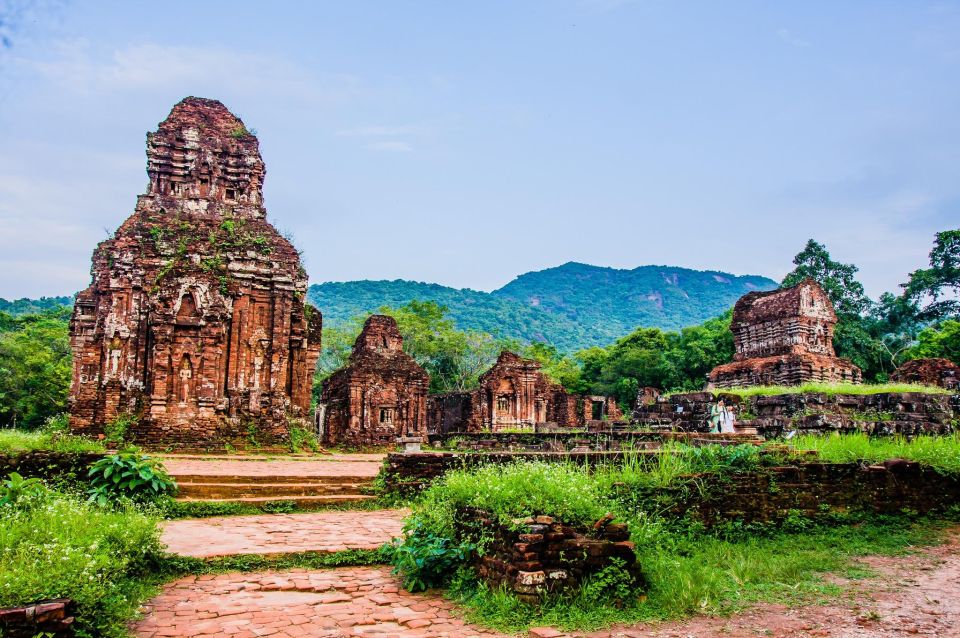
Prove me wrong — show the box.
[891,357,960,390]
[427,351,620,434]
[68,97,322,447]
[319,315,430,447]
[707,278,861,388]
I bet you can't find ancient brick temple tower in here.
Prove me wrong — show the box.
[707,278,861,388]
[319,315,430,447]
[69,97,322,447]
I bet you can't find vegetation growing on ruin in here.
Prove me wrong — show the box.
[785,432,960,474]
[698,381,951,398]
[391,451,956,633]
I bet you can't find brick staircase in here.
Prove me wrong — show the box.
[160,454,384,508]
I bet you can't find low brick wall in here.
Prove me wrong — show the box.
[628,461,960,526]
[634,391,959,436]
[0,451,105,483]
[457,509,641,604]
[0,599,76,637]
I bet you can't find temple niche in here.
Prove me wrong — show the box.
[707,278,861,388]
[318,315,430,447]
[69,97,322,447]
[427,351,621,434]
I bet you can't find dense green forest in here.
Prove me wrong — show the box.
[0,295,73,316]
[1,230,957,428]
[308,263,776,352]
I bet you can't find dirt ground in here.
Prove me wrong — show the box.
[573,527,960,638]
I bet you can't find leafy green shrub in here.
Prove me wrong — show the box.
[261,499,297,514]
[0,490,163,638]
[103,412,138,447]
[87,451,177,505]
[414,461,606,537]
[288,425,320,453]
[0,471,45,506]
[388,517,474,592]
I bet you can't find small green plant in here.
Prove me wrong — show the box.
[0,472,46,507]
[261,499,297,514]
[288,425,320,453]
[87,451,177,505]
[104,412,138,447]
[388,518,475,592]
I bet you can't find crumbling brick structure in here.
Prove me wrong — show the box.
[69,97,322,448]
[707,278,861,388]
[891,358,959,390]
[319,315,429,446]
[426,351,619,434]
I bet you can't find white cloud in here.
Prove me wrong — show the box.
[15,39,363,107]
[777,28,811,48]
[335,124,423,137]
[367,140,414,153]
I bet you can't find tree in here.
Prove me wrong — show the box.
[903,320,960,364]
[0,309,72,428]
[782,239,871,318]
[902,229,960,321]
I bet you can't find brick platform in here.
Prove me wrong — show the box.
[131,567,506,637]
[161,510,406,558]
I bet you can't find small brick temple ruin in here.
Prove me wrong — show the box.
[427,351,621,434]
[892,358,960,390]
[319,315,430,446]
[707,278,861,388]
[69,97,322,446]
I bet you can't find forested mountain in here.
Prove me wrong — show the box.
[0,296,73,316]
[2,264,775,353]
[308,263,776,352]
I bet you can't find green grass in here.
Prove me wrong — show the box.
[447,506,950,633]
[0,489,164,638]
[703,382,950,398]
[0,428,107,455]
[159,547,390,576]
[784,432,960,474]
[397,439,960,634]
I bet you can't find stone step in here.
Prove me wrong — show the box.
[173,494,377,506]
[169,473,367,485]
[176,481,371,499]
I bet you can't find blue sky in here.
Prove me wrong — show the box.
[0,0,958,299]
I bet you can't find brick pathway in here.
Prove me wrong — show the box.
[132,566,506,637]
[160,455,385,479]
[162,510,406,558]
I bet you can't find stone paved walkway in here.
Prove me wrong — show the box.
[132,566,506,637]
[160,455,385,479]
[162,510,406,558]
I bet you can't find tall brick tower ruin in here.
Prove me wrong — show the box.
[69,97,322,447]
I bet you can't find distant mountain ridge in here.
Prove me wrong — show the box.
[2,264,776,352]
[309,263,776,352]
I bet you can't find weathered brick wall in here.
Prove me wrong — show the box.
[69,97,321,449]
[0,599,76,638]
[628,461,960,526]
[0,451,105,482]
[457,509,640,604]
[431,430,754,452]
[634,391,959,435]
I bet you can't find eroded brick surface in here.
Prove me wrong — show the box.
[892,357,960,389]
[161,455,386,479]
[131,567,507,637]
[161,510,406,558]
[708,278,861,388]
[69,97,321,448]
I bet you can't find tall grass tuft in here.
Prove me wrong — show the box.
[690,382,950,399]
[0,428,107,455]
[787,432,960,474]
